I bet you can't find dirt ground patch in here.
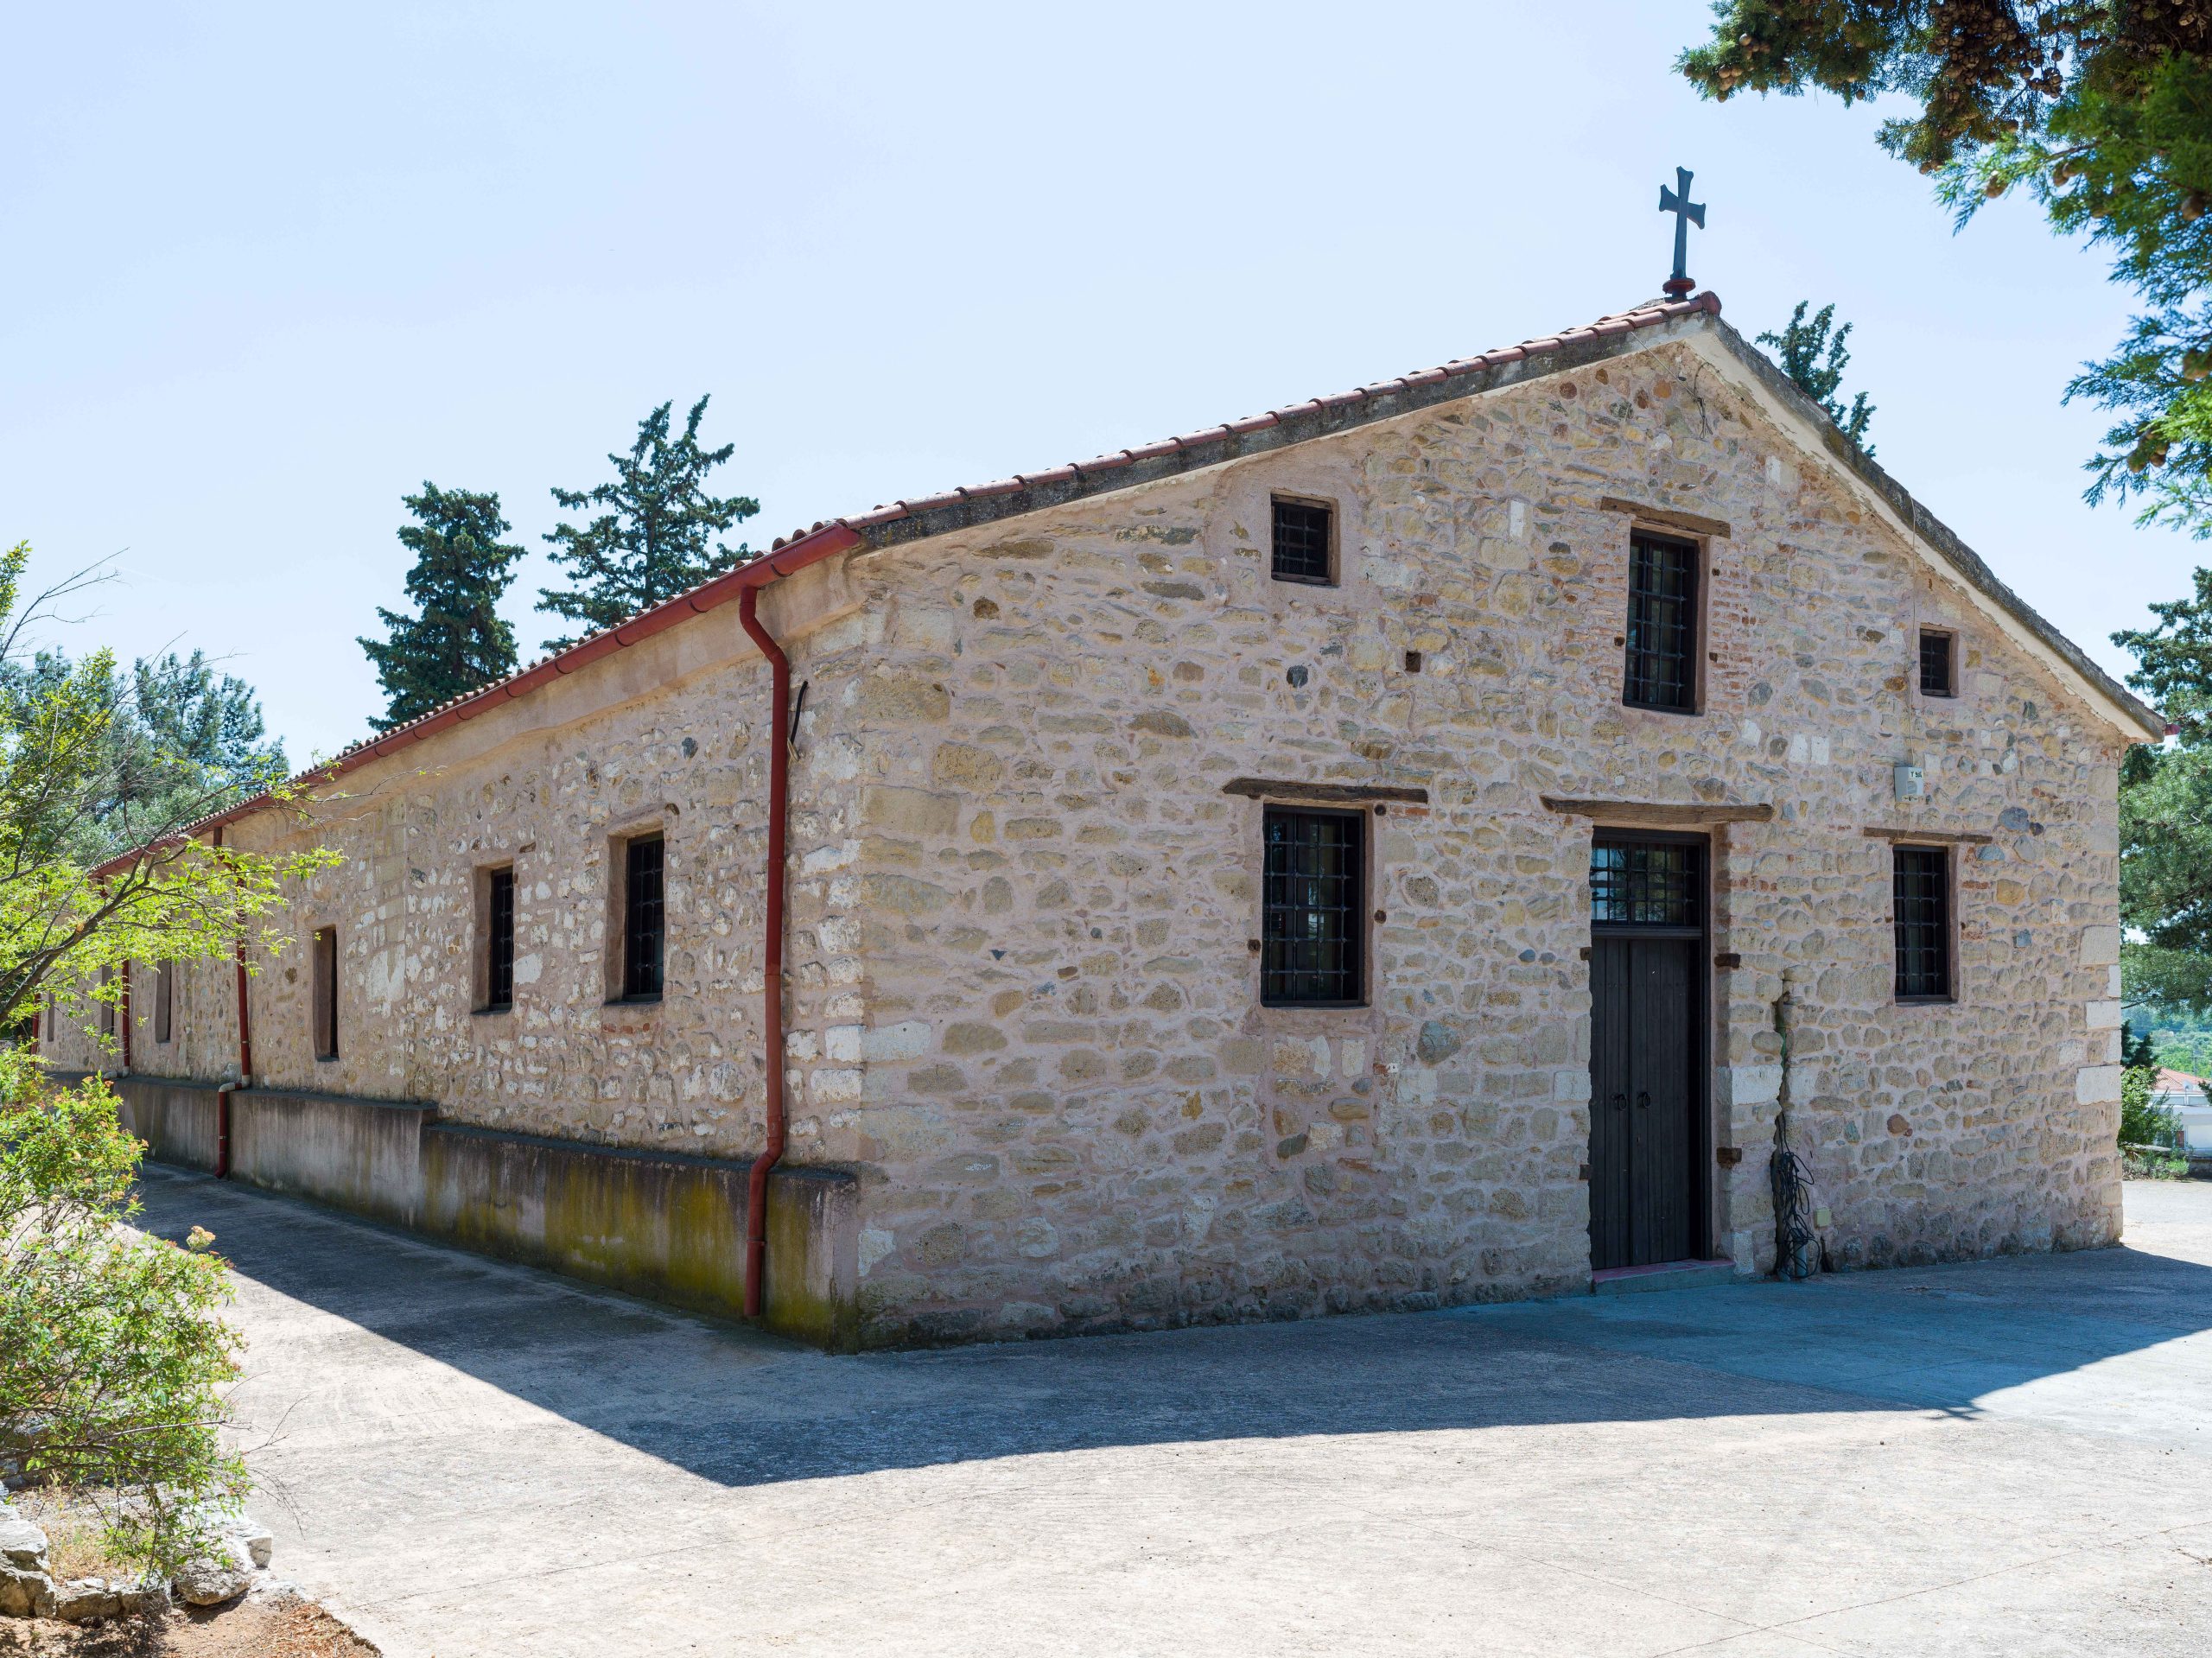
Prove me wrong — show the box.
[0,1596,375,1658]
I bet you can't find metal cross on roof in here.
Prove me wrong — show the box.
[1658,167,1705,299]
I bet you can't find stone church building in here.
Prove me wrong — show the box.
[48,292,2162,1348]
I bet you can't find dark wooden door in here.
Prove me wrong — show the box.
[1588,933,1701,1271]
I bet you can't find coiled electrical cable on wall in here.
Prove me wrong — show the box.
[1770,988,1819,1280]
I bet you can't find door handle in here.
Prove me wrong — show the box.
[1636,1090,1649,1111]
[1611,1093,1627,1111]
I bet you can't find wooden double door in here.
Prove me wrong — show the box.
[1586,835,1708,1272]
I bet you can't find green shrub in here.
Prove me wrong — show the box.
[0,1056,244,1571]
[2120,1064,2181,1151]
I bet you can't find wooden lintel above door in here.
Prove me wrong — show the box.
[1541,796,1774,828]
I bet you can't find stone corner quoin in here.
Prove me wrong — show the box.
[47,314,2143,1347]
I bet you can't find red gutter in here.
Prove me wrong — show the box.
[88,522,869,881]
[213,823,248,1178]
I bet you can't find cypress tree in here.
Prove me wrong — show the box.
[360,484,525,732]
[536,396,760,651]
[1757,302,1875,454]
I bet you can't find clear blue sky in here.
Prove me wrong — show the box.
[1,3,2193,763]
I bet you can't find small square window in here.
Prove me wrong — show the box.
[1261,806,1364,1005]
[1271,498,1335,586]
[1919,629,1956,697]
[622,835,665,1001]
[312,926,340,1059]
[1892,846,1952,1001]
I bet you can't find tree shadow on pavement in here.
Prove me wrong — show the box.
[130,1166,2212,1490]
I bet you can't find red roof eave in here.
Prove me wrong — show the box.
[91,521,866,877]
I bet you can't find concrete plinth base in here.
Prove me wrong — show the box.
[76,1070,861,1350]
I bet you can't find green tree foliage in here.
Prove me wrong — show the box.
[359,484,526,732]
[2120,1062,2180,1148]
[537,397,760,651]
[0,600,287,867]
[1679,4,2212,530]
[2154,1029,2212,1073]
[2113,568,2212,1013]
[0,541,336,1571]
[1758,300,1877,451]
[1,1070,242,1572]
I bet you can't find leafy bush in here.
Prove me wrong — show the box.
[0,1056,244,1570]
[2120,1064,2182,1151]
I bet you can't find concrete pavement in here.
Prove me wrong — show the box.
[137,1166,2212,1656]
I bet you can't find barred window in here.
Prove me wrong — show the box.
[154,961,174,1045]
[1591,841,1702,931]
[1271,498,1335,587]
[1919,629,1955,697]
[622,835,664,1001]
[1624,530,1700,712]
[486,868,515,1011]
[1892,846,1952,1001]
[1262,807,1363,1005]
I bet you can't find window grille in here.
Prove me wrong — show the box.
[486,868,515,1010]
[312,927,339,1059]
[1892,846,1952,1001]
[622,836,664,1001]
[1590,841,1702,931]
[1919,630,1955,697]
[1624,530,1699,711]
[1271,498,1334,586]
[98,967,114,1038]
[1262,807,1363,1004]
[154,961,174,1045]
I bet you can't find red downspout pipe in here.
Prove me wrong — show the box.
[738,585,790,1319]
[214,823,249,1178]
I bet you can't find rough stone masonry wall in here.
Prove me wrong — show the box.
[822,335,2127,1345]
[48,598,890,1169]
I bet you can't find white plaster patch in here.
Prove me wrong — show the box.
[512,952,543,987]
[1718,1064,1783,1108]
[859,1225,896,1274]
[824,1025,864,1064]
[803,840,859,874]
[810,1068,864,1103]
[2076,1064,2123,1105]
[364,950,404,1013]
[862,1020,931,1061]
